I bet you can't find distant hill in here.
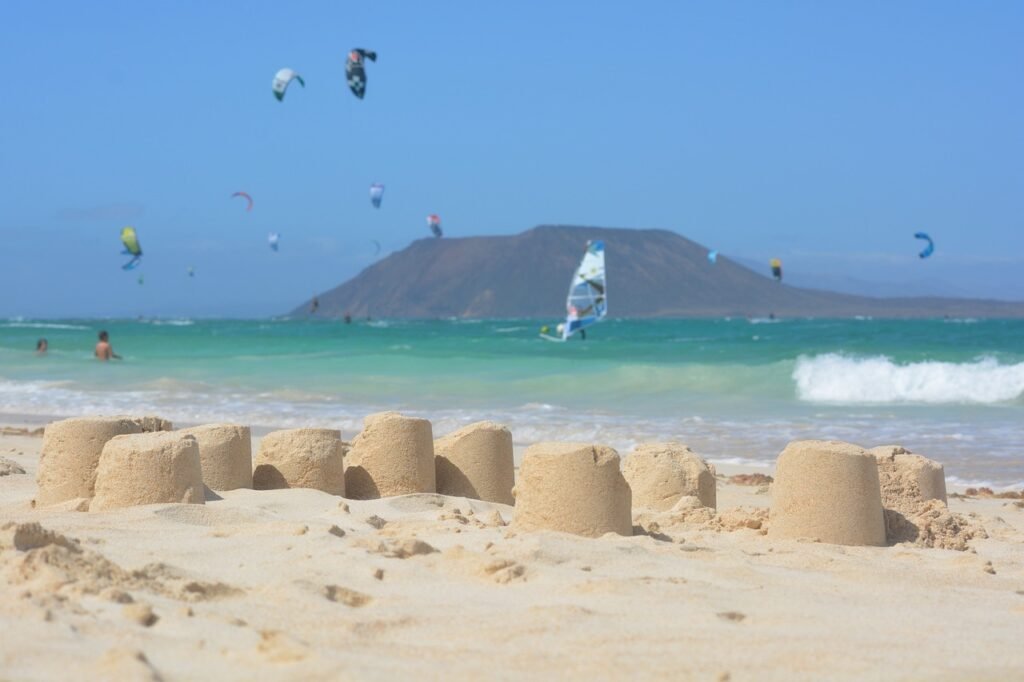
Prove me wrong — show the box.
[293,226,1024,319]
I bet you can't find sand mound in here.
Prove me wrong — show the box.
[253,428,346,495]
[884,500,988,550]
[36,417,144,506]
[118,415,174,433]
[0,457,25,476]
[94,648,164,682]
[769,440,886,546]
[434,421,515,504]
[441,545,527,584]
[869,445,947,514]
[179,424,253,491]
[91,432,205,511]
[622,442,716,511]
[512,442,632,538]
[345,412,435,499]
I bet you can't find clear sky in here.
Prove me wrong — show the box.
[2,1,1021,317]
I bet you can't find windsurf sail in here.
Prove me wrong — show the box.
[557,240,607,340]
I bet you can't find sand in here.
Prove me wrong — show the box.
[2,425,1024,681]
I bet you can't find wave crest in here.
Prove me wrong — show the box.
[793,354,1024,404]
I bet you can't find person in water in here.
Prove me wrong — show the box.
[95,330,121,361]
[35,338,47,355]
[310,297,319,315]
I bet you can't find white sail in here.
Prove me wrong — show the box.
[560,240,607,340]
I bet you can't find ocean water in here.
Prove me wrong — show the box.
[1,317,1023,487]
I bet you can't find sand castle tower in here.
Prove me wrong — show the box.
[345,412,436,499]
[769,440,886,546]
[253,428,346,495]
[622,442,717,510]
[869,445,947,514]
[36,417,144,506]
[179,424,253,491]
[434,421,515,504]
[91,432,205,511]
[512,442,632,537]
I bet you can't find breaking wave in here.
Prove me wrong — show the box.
[793,354,1024,404]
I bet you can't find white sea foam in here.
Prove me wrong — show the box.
[1,322,89,330]
[793,354,1024,404]
[147,319,195,326]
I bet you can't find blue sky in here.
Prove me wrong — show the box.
[2,1,1021,317]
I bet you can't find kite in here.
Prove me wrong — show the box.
[268,232,280,252]
[707,250,718,264]
[187,266,195,278]
[346,49,377,99]
[371,239,381,256]
[232,191,253,212]
[426,214,442,238]
[770,258,783,282]
[120,226,142,270]
[914,232,934,259]
[272,68,305,101]
[369,183,385,209]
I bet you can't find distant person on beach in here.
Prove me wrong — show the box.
[35,338,47,355]
[95,331,121,361]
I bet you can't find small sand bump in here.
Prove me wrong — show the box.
[0,457,26,476]
[323,585,372,607]
[122,602,159,627]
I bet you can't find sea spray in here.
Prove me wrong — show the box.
[793,354,1024,404]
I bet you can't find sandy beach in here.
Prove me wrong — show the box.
[2,418,1022,682]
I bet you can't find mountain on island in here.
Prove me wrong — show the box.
[292,225,1024,319]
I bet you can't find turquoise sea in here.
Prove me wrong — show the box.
[1,317,1022,487]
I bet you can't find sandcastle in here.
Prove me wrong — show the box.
[91,432,205,511]
[769,440,886,546]
[178,424,253,491]
[345,412,436,499]
[511,442,632,537]
[253,428,346,495]
[869,445,947,514]
[622,442,716,511]
[36,417,145,506]
[434,421,514,504]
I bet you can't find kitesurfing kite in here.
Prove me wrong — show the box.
[346,49,377,99]
[232,191,253,212]
[914,232,934,259]
[371,239,381,256]
[770,258,783,282]
[541,240,608,342]
[707,250,718,264]
[369,183,385,209]
[187,266,195,278]
[427,214,443,238]
[120,226,142,270]
[268,232,280,252]
[137,274,145,286]
[272,68,304,101]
